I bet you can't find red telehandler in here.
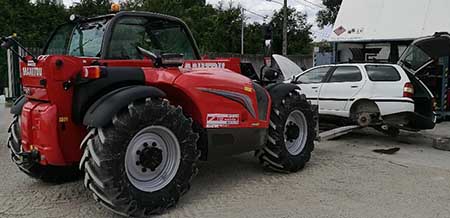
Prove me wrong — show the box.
[3,9,316,217]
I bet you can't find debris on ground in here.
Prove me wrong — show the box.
[433,137,450,151]
[373,147,401,155]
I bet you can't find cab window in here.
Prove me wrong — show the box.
[107,17,197,60]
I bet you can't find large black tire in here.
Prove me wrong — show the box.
[257,91,316,173]
[7,115,81,183]
[80,98,199,217]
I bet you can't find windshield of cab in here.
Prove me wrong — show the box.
[45,19,108,57]
[107,16,197,60]
[45,16,197,60]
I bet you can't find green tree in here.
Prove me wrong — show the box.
[316,0,342,28]
[69,0,111,17]
[270,7,312,55]
[0,0,67,91]
[244,22,264,54]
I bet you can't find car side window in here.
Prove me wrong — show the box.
[365,65,401,81]
[296,67,330,84]
[328,66,362,82]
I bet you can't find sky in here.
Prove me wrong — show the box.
[63,0,332,41]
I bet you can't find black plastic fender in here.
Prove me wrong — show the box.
[10,95,26,115]
[83,86,166,127]
[265,83,302,105]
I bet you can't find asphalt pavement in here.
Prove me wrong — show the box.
[1,104,449,218]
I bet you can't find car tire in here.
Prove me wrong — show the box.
[80,98,200,217]
[256,91,316,173]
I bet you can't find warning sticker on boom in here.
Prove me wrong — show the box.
[206,114,240,128]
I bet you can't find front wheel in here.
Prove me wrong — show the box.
[80,98,200,217]
[257,91,316,173]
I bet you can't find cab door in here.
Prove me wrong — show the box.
[294,66,331,106]
[319,66,365,116]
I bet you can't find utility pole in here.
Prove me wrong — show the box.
[282,0,287,55]
[241,8,245,55]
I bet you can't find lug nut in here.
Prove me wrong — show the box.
[136,161,140,166]
[143,143,149,147]
[141,168,147,172]
[152,142,157,147]
[136,150,140,155]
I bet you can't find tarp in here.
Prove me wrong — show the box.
[329,0,450,42]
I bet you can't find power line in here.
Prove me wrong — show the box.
[265,0,283,5]
[302,0,326,9]
[243,8,268,20]
[290,0,320,10]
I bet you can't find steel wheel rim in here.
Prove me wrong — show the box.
[125,126,181,192]
[284,110,308,155]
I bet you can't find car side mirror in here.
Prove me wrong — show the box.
[291,77,302,84]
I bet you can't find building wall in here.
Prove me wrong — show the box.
[335,43,408,64]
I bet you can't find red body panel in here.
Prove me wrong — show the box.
[143,67,270,129]
[18,55,269,166]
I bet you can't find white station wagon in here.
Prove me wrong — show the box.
[291,63,436,133]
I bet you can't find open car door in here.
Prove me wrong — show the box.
[397,33,445,128]
[398,32,450,75]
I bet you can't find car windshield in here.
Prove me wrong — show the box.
[45,19,109,57]
[399,45,432,71]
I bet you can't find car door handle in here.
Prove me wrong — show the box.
[350,85,359,88]
[311,86,319,89]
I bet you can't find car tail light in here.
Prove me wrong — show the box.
[82,66,105,79]
[403,82,414,98]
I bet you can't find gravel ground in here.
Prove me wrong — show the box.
[1,104,450,218]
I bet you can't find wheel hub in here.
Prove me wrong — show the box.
[284,110,308,156]
[357,112,372,127]
[138,145,163,171]
[285,122,300,142]
[125,126,181,192]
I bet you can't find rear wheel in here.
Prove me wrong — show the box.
[350,101,380,127]
[7,115,81,183]
[80,98,199,217]
[257,91,315,173]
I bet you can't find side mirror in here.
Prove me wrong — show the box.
[1,37,15,49]
[291,79,301,84]
[136,46,158,60]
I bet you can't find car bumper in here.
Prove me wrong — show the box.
[383,112,436,131]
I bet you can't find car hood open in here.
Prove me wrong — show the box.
[398,32,450,75]
[272,54,303,81]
